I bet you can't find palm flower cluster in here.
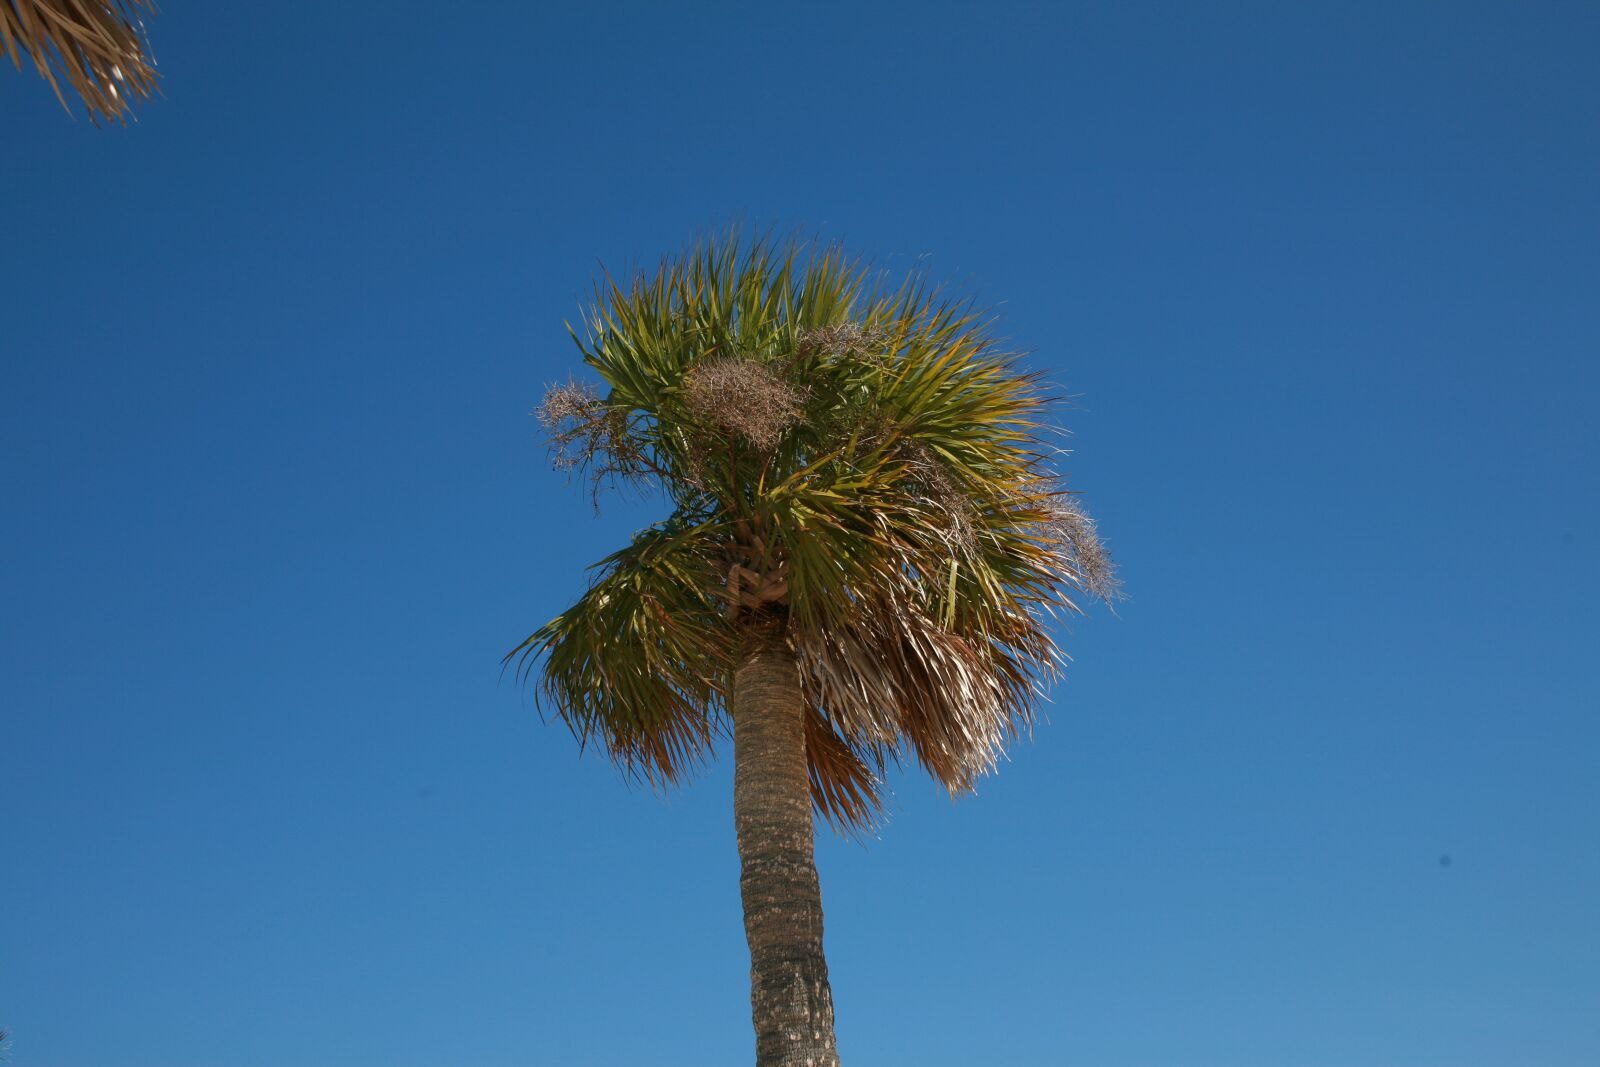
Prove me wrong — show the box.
[1044,495,1122,603]
[511,237,1117,831]
[537,379,653,501]
[795,321,894,360]
[681,357,808,451]
[1,0,158,122]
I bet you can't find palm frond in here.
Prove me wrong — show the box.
[803,703,885,833]
[1,0,158,122]
[505,517,734,786]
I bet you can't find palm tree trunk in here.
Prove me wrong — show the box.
[732,633,841,1067]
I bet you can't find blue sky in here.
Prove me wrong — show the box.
[2,3,1597,1065]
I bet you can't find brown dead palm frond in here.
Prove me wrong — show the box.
[1,0,158,122]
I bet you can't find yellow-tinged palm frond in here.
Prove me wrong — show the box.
[1,0,157,122]
[514,233,1119,831]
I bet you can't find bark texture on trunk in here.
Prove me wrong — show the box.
[732,634,841,1067]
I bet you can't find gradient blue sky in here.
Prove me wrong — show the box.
[3,3,1597,1065]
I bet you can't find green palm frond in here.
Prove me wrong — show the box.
[514,232,1118,831]
[1,1,158,122]
[506,516,735,785]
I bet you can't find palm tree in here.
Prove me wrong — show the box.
[2,0,157,121]
[508,235,1117,1066]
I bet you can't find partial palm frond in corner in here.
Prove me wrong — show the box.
[1,0,158,122]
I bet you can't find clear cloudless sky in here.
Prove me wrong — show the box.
[3,3,1597,1065]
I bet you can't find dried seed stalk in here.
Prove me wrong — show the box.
[1044,496,1122,602]
[682,358,807,451]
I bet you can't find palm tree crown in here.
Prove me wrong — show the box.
[510,235,1117,832]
